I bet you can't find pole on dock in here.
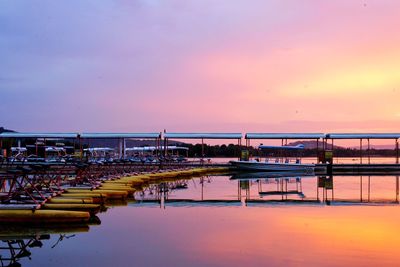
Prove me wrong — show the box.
[360,139,363,164]
[123,138,126,159]
[201,138,204,163]
[396,139,399,164]
[367,138,370,164]
[238,138,241,160]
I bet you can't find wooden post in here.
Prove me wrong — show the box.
[360,139,363,164]
[396,139,399,164]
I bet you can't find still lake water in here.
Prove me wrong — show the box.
[3,173,400,267]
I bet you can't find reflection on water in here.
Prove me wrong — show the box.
[2,174,400,266]
[136,173,400,208]
[0,225,88,267]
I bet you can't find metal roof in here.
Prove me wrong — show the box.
[246,133,324,139]
[0,133,78,139]
[125,146,189,151]
[326,133,400,139]
[164,133,242,139]
[80,133,161,139]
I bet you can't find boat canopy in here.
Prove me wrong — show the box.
[83,147,114,152]
[80,133,161,139]
[125,146,189,152]
[11,147,28,152]
[45,146,66,152]
[259,144,305,150]
[326,133,400,139]
[246,133,324,139]
[164,133,242,139]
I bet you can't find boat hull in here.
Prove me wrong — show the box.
[229,160,315,173]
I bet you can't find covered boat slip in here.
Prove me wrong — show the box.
[231,139,316,172]
[244,132,400,169]
[0,132,163,160]
[163,132,243,160]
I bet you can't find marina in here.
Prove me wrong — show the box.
[3,1,400,265]
[0,131,399,226]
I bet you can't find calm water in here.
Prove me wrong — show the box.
[3,173,400,267]
[208,156,399,164]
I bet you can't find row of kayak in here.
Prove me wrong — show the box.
[0,167,229,224]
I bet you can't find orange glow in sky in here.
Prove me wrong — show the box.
[1,1,399,133]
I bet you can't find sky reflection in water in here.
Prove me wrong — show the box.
[3,174,400,267]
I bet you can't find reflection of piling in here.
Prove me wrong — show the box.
[318,150,333,175]
[317,176,334,203]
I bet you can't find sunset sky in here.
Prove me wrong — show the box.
[1,0,400,133]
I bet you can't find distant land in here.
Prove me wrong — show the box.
[0,127,15,134]
[288,140,397,150]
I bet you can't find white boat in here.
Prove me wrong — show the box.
[230,144,315,173]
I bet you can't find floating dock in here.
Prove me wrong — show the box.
[0,166,229,224]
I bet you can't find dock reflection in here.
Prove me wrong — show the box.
[0,225,90,267]
[134,173,400,208]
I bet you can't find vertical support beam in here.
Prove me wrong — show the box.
[331,139,334,163]
[367,138,370,164]
[238,138,241,160]
[79,136,83,160]
[396,139,399,164]
[360,139,363,164]
[118,138,122,159]
[44,138,47,159]
[164,138,167,157]
[316,138,319,163]
[201,138,204,160]
[154,138,158,157]
[123,138,126,159]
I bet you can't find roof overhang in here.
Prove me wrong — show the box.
[0,133,78,139]
[164,133,242,139]
[80,133,161,139]
[327,133,400,139]
[246,133,324,139]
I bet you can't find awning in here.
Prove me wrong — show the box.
[0,133,78,139]
[246,133,324,139]
[327,133,400,139]
[80,133,161,139]
[164,133,242,139]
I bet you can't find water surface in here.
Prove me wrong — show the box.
[3,174,400,267]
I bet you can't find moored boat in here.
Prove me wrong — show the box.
[230,144,315,173]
